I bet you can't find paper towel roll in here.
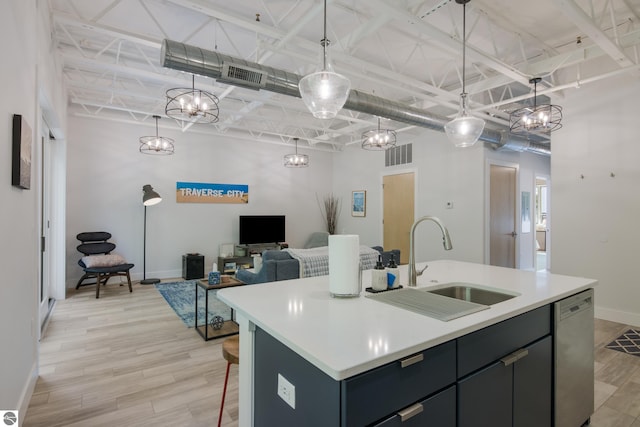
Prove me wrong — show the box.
[329,234,361,298]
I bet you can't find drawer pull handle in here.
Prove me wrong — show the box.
[501,348,529,366]
[398,403,423,422]
[400,353,424,368]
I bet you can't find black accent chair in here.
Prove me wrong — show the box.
[76,232,135,298]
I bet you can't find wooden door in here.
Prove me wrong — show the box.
[490,165,516,268]
[383,173,414,264]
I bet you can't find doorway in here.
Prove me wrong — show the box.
[489,164,517,268]
[535,177,550,271]
[383,172,415,265]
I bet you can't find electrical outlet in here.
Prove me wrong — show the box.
[277,373,296,409]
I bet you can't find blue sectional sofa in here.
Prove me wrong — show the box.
[236,246,400,285]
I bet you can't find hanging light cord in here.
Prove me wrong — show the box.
[322,0,328,70]
[461,1,467,96]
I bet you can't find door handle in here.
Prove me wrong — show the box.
[510,231,518,237]
[398,403,423,422]
[501,348,529,366]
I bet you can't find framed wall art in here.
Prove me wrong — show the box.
[12,114,32,189]
[352,190,366,217]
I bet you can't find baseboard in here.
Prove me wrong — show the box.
[595,306,640,328]
[17,360,38,426]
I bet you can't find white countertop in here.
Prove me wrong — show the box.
[218,260,596,381]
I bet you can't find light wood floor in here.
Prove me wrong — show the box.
[24,280,640,426]
[25,280,239,427]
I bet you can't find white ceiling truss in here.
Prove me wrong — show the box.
[50,0,640,152]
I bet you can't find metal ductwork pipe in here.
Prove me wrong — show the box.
[161,39,550,156]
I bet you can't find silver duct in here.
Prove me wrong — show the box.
[161,39,550,156]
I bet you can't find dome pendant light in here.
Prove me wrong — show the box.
[444,0,485,148]
[139,115,175,155]
[298,0,351,119]
[509,77,563,134]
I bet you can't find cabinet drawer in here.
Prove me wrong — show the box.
[457,305,550,377]
[374,385,456,427]
[341,341,456,427]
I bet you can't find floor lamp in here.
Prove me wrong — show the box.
[141,184,162,285]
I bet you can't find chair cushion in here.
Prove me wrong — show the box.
[81,254,127,268]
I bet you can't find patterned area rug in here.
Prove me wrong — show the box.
[155,281,232,328]
[605,329,640,356]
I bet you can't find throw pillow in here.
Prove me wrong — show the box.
[82,254,127,268]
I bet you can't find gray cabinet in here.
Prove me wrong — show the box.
[374,385,456,427]
[457,306,552,427]
[253,327,457,427]
[252,305,553,426]
[341,341,456,426]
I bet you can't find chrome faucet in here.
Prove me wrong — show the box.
[408,216,453,287]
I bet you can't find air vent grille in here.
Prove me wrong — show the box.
[385,143,412,167]
[221,62,267,89]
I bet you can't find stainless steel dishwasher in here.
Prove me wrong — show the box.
[554,288,594,427]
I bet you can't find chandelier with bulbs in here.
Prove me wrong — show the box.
[362,118,397,150]
[284,138,309,168]
[165,75,219,124]
[139,115,174,155]
[509,77,563,134]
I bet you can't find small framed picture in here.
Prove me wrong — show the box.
[352,190,366,217]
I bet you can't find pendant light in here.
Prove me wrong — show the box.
[284,138,309,167]
[361,118,397,151]
[509,77,563,134]
[444,0,485,148]
[298,0,351,119]
[165,75,219,124]
[139,115,175,155]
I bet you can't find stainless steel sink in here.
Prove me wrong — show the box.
[425,283,519,305]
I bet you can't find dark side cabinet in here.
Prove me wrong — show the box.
[182,254,204,279]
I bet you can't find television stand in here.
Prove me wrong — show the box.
[218,243,282,275]
[238,243,281,256]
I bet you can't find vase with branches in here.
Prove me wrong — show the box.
[317,193,341,234]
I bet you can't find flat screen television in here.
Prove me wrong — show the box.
[239,215,285,245]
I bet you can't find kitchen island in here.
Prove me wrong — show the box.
[218,260,596,426]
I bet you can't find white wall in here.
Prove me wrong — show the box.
[552,73,640,326]
[65,117,333,285]
[333,127,549,266]
[0,0,67,416]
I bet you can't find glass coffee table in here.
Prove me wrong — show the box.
[195,276,245,341]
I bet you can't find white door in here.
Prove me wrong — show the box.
[39,119,53,327]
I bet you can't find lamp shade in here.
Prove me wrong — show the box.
[298,70,351,119]
[445,0,485,148]
[142,184,162,206]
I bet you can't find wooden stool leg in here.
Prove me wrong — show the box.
[218,361,232,427]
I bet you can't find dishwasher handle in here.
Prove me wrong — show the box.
[558,290,593,321]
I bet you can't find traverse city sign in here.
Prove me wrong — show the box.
[176,181,248,204]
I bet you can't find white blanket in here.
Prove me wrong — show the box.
[283,245,380,278]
